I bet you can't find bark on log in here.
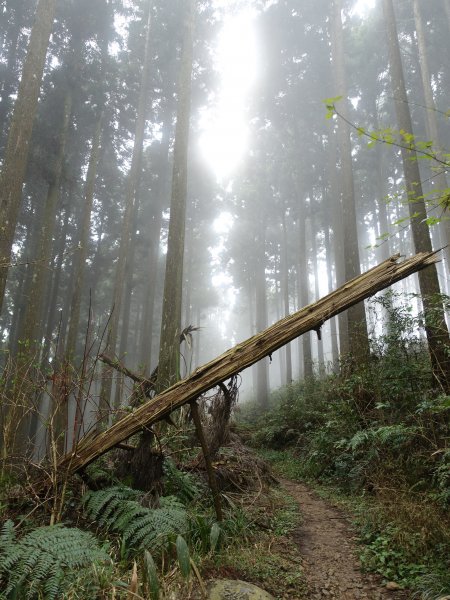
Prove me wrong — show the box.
[59,252,440,474]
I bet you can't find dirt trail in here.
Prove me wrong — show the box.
[281,480,411,600]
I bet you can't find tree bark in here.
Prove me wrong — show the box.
[99,3,153,421]
[297,200,313,378]
[382,0,450,390]
[65,113,103,363]
[412,0,450,273]
[281,208,292,385]
[57,252,440,474]
[157,0,195,391]
[331,0,370,357]
[0,0,57,312]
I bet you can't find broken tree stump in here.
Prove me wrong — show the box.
[58,252,440,474]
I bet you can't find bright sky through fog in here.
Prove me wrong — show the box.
[352,0,376,18]
[199,9,258,181]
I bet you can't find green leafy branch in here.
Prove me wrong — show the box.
[323,98,450,170]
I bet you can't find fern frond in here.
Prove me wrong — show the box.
[83,486,188,556]
[0,524,110,600]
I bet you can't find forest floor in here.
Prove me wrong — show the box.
[194,464,413,600]
[280,478,410,600]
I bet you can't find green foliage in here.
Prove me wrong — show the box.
[246,293,450,597]
[176,535,191,578]
[83,486,188,557]
[0,520,111,599]
[359,526,424,587]
[209,522,221,553]
[143,550,160,600]
[163,458,204,504]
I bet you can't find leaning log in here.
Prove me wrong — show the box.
[59,252,439,474]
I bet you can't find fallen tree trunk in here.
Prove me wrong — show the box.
[59,252,439,474]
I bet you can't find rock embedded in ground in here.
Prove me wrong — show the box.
[207,579,275,600]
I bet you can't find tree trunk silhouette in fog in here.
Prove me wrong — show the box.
[139,111,173,376]
[6,89,72,459]
[281,208,292,385]
[413,0,450,273]
[382,0,450,390]
[297,196,313,378]
[17,90,73,360]
[444,0,450,33]
[0,0,57,313]
[311,223,325,375]
[323,221,339,369]
[65,113,103,364]
[255,217,270,408]
[157,0,195,391]
[99,3,153,422]
[0,4,24,147]
[331,0,369,358]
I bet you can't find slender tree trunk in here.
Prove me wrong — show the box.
[281,209,292,384]
[114,193,141,409]
[99,4,153,419]
[65,113,102,363]
[311,226,325,375]
[383,0,450,390]
[444,0,450,33]
[323,223,339,369]
[297,199,313,378]
[0,16,21,146]
[0,0,57,312]
[328,135,347,355]
[157,0,195,391]
[17,91,72,359]
[139,208,163,374]
[331,0,369,357]
[41,206,71,368]
[254,222,269,408]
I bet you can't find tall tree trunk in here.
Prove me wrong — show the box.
[114,193,141,409]
[17,91,72,359]
[254,221,269,408]
[139,208,163,375]
[65,113,102,363]
[8,91,72,458]
[328,136,347,356]
[297,199,313,378]
[311,226,325,375]
[157,0,195,391]
[323,222,339,369]
[99,3,153,419]
[413,0,450,273]
[41,206,71,368]
[0,13,21,146]
[382,0,450,390]
[331,0,369,358]
[0,0,57,312]
[281,208,292,384]
[444,0,450,33]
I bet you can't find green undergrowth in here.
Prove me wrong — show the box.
[199,487,305,600]
[242,293,450,599]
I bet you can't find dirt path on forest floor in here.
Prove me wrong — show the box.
[281,479,411,600]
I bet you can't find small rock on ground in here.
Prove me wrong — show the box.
[208,579,275,600]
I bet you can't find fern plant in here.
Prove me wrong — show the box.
[163,459,204,504]
[0,520,111,599]
[83,486,188,557]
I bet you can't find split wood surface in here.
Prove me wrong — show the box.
[59,251,439,474]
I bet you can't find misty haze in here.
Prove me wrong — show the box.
[0,1,449,598]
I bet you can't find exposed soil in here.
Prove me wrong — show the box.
[282,479,411,600]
